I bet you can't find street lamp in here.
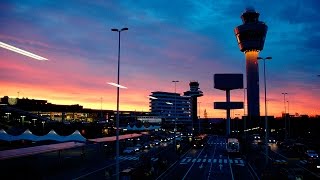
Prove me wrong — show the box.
[172,80,179,151]
[111,27,128,180]
[287,100,290,137]
[282,92,288,140]
[198,101,201,134]
[32,118,37,126]
[41,121,45,131]
[5,112,11,122]
[20,115,26,126]
[257,56,272,166]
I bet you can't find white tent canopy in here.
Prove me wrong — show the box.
[0,129,86,142]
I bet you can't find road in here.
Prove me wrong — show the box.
[156,135,255,180]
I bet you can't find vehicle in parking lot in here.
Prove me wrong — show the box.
[305,150,319,160]
[268,137,276,143]
[154,140,160,145]
[253,134,260,140]
[142,142,150,149]
[123,147,136,154]
[133,144,142,152]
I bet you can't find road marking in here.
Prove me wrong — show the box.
[182,144,207,180]
[219,159,222,163]
[192,159,196,162]
[187,159,191,162]
[224,159,228,163]
[229,159,233,163]
[239,160,244,164]
[181,158,186,162]
[213,159,217,163]
[234,160,238,163]
[300,160,307,164]
[202,159,206,163]
[228,155,235,180]
[197,159,202,162]
[208,159,211,163]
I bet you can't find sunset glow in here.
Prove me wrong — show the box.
[1,1,320,118]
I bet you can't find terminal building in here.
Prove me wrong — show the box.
[0,96,150,127]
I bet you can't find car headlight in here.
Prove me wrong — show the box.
[194,144,196,147]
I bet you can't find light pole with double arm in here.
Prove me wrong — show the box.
[282,92,288,140]
[257,56,272,166]
[111,27,128,180]
[172,80,179,151]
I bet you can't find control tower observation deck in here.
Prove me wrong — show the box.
[234,8,268,118]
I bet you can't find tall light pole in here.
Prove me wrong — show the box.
[111,27,128,180]
[21,115,26,126]
[287,100,290,137]
[198,101,201,134]
[282,92,288,140]
[172,80,179,151]
[32,118,37,126]
[5,112,11,122]
[243,88,247,140]
[257,56,272,166]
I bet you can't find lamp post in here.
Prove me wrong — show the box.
[198,102,201,134]
[172,80,179,151]
[32,118,37,126]
[41,121,45,131]
[287,100,290,137]
[111,27,128,180]
[257,56,272,166]
[20,115,26,126]
[282,92,288,140]
[5,112,11,122]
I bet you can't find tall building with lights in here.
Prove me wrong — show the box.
[234,8,268,118]
[149,92,191,125]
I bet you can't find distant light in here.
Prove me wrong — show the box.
[148,96,158,99]
[166,102,173,105]
[107,82,127,89]
[0,41,48,61]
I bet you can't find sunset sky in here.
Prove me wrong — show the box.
[1,0,320,118]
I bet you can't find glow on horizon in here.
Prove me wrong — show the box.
[0,41,48,61]
[107,82,127,89]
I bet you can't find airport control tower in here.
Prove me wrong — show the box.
[234,8,268,118]
[184,81,203,131]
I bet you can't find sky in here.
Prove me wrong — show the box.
[1,0,320,118]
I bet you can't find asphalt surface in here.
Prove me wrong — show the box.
[156,135,254,180]
[1,135,319,180]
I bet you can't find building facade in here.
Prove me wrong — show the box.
[149,91,191,125]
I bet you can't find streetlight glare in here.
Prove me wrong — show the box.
[0,41,48,61]
[107,82,127,89]
[166,102,173,105]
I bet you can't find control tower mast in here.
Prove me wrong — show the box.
[234,8,268,120]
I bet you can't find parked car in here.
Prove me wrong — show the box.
[123,147,135,154]
[133,144,142,152]
[142,142,150,149]
[305,150,319,160]
[154,140,160,145]
[268,137,276,143]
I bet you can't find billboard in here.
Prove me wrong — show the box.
[214,74,243,90]
[214,102,244,109]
